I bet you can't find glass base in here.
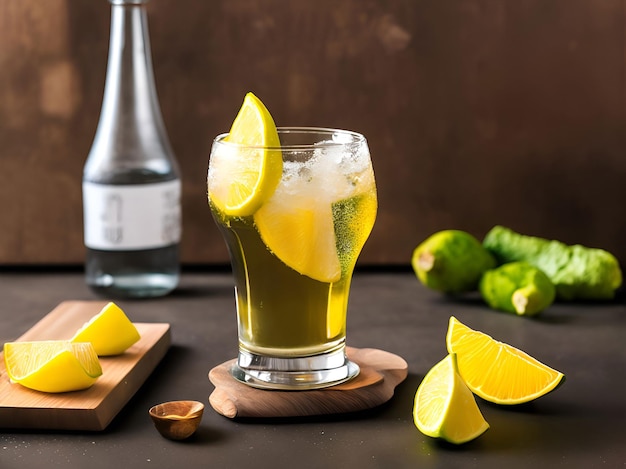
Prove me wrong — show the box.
[231,346,360,390]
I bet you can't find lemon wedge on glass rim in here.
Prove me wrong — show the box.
[3,340,102,393]
[446,316,565,405]
[413,353,489,444]
[208,92,282,217]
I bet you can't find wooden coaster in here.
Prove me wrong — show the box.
[208,347,408,419]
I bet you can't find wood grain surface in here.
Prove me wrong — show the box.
[208,347,408,419]
[0,301,171,431]
[1,0,625,266]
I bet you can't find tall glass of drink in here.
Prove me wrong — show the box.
[208,125,377,390]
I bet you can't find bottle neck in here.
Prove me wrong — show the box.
[102,2,162,138]
[86,0,176,177]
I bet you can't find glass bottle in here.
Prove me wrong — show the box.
[83,0,181,298]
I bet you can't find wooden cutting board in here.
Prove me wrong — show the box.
[0,301,170,431]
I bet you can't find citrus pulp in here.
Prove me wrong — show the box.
[4,340,102,393]
[446,316,565,404]
[413,353,489,444]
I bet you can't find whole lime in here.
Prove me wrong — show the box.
[412,230,496,293]
[479,261,555,316]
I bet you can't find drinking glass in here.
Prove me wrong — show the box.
[208,127,377,390]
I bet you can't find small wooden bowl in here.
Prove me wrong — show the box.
[149,400,204,440]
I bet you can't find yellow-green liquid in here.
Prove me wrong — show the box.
[212,191,377,356]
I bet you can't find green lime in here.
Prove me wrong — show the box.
[412,230,496,293]
[479,262,555,316]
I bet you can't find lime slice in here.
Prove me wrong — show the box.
[446,316,565,404]
[413,353,489,444]
[71,302,141,356]
[3,340,102,393]
[208,92,282,217]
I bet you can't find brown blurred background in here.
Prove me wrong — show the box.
[1,0,624,268]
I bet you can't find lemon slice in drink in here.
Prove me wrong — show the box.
[3,340,103,393]
[208,92,282,217]
[413,353,489,444]
[71,302,140,356]
[446,316,565,404]
[254,193,342,283]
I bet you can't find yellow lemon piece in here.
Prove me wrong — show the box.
[446,316,565,404]
[413,353,489,444]
[71,302,141,356]
[254,194,342,283]
[3,340,102,393]
[208,92,282,217]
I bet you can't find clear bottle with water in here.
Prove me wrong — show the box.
[83,0,181,298]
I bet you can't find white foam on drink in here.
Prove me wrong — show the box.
[277,140,373,205]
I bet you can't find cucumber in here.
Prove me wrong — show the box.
[483,226,622,300]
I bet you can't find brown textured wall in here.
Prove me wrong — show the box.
[1,0,625,266]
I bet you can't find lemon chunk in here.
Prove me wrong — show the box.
[207,92,282,217]
[3,340,102,393]
[446,316,565,404]
[71,302,140,356]
[254,192,342,283]
[413,353,489,444]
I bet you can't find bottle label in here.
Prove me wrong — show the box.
[83,180,181,250]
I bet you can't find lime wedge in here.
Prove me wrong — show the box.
[413,353,489,444]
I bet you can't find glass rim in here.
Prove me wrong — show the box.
[212,126,366,150]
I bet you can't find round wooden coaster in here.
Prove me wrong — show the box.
[208,347,408,419]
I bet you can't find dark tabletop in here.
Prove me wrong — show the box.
[0,270,624,469]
